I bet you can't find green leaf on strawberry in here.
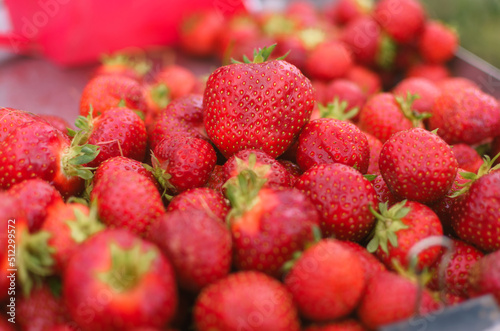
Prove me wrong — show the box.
[450,152,500,198]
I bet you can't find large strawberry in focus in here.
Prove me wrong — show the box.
[203,45,315,158]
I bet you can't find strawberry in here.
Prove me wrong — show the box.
[166,187,230,221]
[373,0,425,44]
[429,87,500,145]
[296,118,370,173]
[204,165,226,193]
[371,174,401,206]
[451,144,483,173]
[304,320,367,331]
[70,107,148,168]
[223,149,292,189]
[273,34,308,71]
[436,77,479,93]
[284,239,365,322]
[406,62,450,81]
[79,75,148,118]
[148,65,197,105]
[92,53,149,82]
[305,41,353,81]
[194,271,301,331]
[379,128,458,203]
[294,163,378,242]
[323,79,367,118]
[468,250,500,303]
[367,200,444,270]
[39,115,72,135]
[325,0,373,25]
[364,132,383,174]
[203,45,314,158]
[358,271,439,329]
[93,156,159,189]
[278,159,302,186]
[0,107,43,141]
[149,135,217,195]
[0,120,98,198]
[0,318,15,331]
[179,9,224,57]
[148,209,232,292]
[215,14,261,61]
[428,239,484,298]
[90,169,166,236]
[392,77,441,114]
[341,16,382,66]
[63,229,178,330]
[418,21,458,63]
[345,65,382,95]
[336,240,386,282]
[7,179,63,232]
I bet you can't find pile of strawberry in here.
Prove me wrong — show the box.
[1,0,500,330]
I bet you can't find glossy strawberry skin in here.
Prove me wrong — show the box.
[297,118,370,173]
[392,77,441,114]
[285,239,365,322]
[374,0,425,44]
[379,128,458,204]
[93,156,159,189]
[0,107,43,142]
[194,271,301,331]
[203,59,314,158]
[294,163,378,242]
[371,174,401,206]
[467,250,500,303]
[418,21,458,63]
[451,144,483,173]
[166,187,230,221]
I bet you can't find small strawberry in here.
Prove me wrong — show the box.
[379,128,458,203]
[374,0,425,44]
[429,87,500,145]
[63,229,178,330]
[296,118,370,173]
[284,239,366,322]
[194,271,301,331]
[468,250,500,303]
[371,174,401,206]
[341,16,382,66]
[304,320,367,331]
[325,0,373,25]
[452,144,483,173]
[148,209,232,292]
[93,53,150,82]
[406,62,450,81]
[358,271,439,330]
[418,21,458,64]
[148,64,197,105]
[294,163,378,242]
[166,187,230,221]
[90,169,166,237]
[364,132,383,174]
[345,65,382,95]
[203,45,314,158]
[392,77,441,114]
[179,9,224,57]
[93,156,159,189]
[323,79,367,118]
[367,200,443,270]
[305,41,353,81]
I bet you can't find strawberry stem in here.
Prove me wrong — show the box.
[319,98,359,121]
[65,202,105,244]
[146,152,177,197]
[395,92,432,127]
[367,201,410,254]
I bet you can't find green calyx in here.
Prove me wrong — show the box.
[96,241,156,293]
[66,201,105,244]
[395,92,432,127]
[367,201,411,254]
[100,52,152,77]
[449,152,500,198]
[298,28,326,50]
[319,98,359,121]
[149,83,170,110]
[356,0,374,12]
[145,152,176,198]
[376,33,397,70]
[281,225,322,274]
[262,14,297,37]
[231,44,288,64]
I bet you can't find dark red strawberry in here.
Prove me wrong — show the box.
[194,271,301,331]
[371,174,401,206]
[91,170,166,236]
[285,239,365,322]
[418,21,458,63]
[278,159,302,186]
[323,79,367,118]
[468,250,500,303]
[204,165,226,193]
[341,16,382,66]
[429,87,500,145]
[296,118,370,173]
[367,200,443,270]
[345,65,382,95]
[204,45,314,158]
[379,128,458,203]
[364,131,382,174]
[148,209,232,292]
[166,187,230,221]
[93,156,159,189]
[63,229,178,330]
[304,320,367,331]
[79,75,148,118]
[452,144,483,173]
[294,163,378,242]
[392,77,441,114]
[150,135,217,195]
[406,62,450,81]
[305,41,353,81]
[374,0,425,44]
[358,271,439,329]
[7,179,63,232]
[223,149,291,189]
[179,9,224,57]
[428,239,484,298]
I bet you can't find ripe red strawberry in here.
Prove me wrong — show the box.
[358,271,439,329]
[436,77,479,93]
[278,159,302,186]
[39,115,72,135]
[0,107,43,141]
[428,239,484,298]
[367,200,444,270]
[7,179,63,232]
[91,169,166,236]
[92,53,149,82]
[285,239,365,322]
[305,41,353,80]
[467,250,500,303]
[203,45,314,158]
[326,0,373,25]
[379,128,458,203]
[148,209,232,292]
[166,187,230,221]
[79,75,148,117]
[406,62,450,81]
[323,79,367,119]
[304,320,366,331]
[204,164,226,193]
[93,156,159,189]
[63,229,178,330]
[148,65,197,106]
[345,65,382,95]
[358,93,426,143]
[371,174,401,206]
[0,120,98,198]
[215,14,261,61]
[223,149,292,189]
[294,163,378,242]
[273,34,308,71]
[336,240,386,282]
[150,135,217,195]
[452,144,483,173]
[418,21,458,63]
[194,271,301,331]
[70,107,147,168]
[179,9,224,57]
[392,77,441,114]
[341,16,382,66]
[0,317,15,331]
[297,118,370,173]
[429,87,500,145]
[364,132,382,174]
[374,0,425,44]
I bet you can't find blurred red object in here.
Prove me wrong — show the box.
[0,0,246,66]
